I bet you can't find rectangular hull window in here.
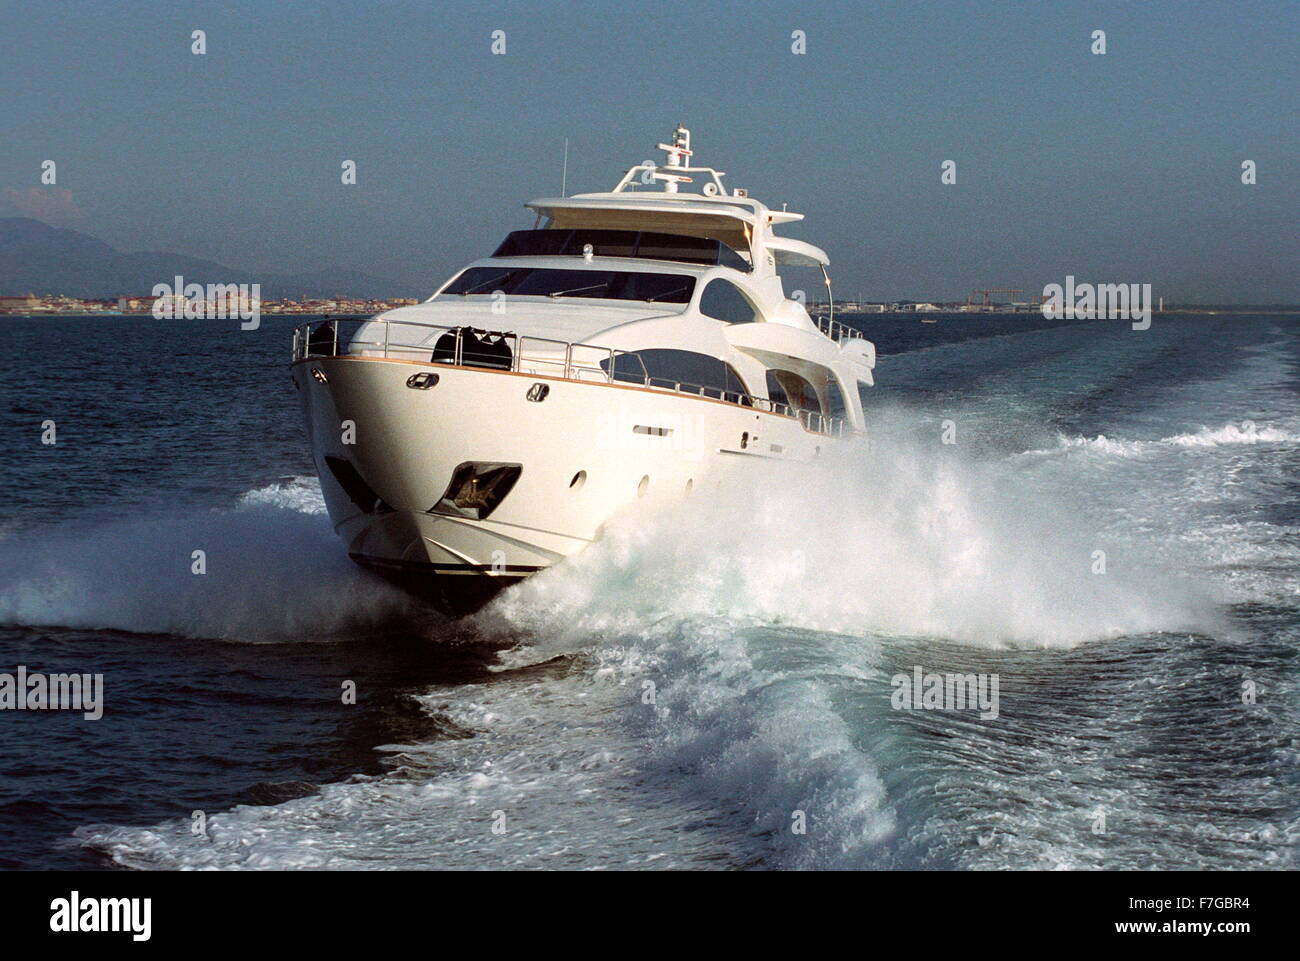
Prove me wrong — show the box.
[431,462,523,520]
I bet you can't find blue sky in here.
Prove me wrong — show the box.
[2,0,1296,301]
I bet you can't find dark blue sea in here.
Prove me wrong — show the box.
[1,311,1296,869]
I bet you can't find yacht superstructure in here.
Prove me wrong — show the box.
[291,126,877,614]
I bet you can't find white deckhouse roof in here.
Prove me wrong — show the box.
[525,125,829,276]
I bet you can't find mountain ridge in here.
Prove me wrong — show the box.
[0,218,425,299]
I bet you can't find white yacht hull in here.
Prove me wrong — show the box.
[292,354,837,614]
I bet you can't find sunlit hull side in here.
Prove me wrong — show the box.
[292,354,836,615]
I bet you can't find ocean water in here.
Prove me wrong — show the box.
[0,312,1296,870]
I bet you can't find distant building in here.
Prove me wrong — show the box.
[0,293,40,312]
[113,295,157,312]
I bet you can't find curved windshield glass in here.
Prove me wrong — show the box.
[493,229,751,272]
[440,267,695,304]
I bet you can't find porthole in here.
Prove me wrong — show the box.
[569,470,587,490]
[637,475,650,497]
[684,478,693,494]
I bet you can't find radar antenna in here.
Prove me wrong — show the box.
[611,125,729,196]
[658,124,692,168]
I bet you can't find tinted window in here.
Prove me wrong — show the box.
[495,229,639,258]
[826,376,848,420]
[619,273,695,303]
[766,369,820,413]
[511,268,614,297]
[604,349,749,397]
[441,267,694,304]
[442,266,519,296]
[699,280,759,323]
[636,234,742,270]
[493,229,749,271]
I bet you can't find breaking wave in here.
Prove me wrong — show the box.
[1036,420,1300,458]
[484,421,1220,652]
[0,476,416,642]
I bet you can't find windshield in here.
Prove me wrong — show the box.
[493,229,751,272]
[439,267,695,304]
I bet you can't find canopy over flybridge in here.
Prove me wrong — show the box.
[525,125,829,271]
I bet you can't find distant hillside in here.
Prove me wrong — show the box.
[0,218,425,299]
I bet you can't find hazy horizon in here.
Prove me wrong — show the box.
[2,0,1296,302]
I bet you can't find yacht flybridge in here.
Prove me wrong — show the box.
[291,126,877,614]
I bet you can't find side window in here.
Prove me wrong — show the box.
[606,349,749,397]
[825,376,848,421]
[699,280,759,324]
[857,381,871,417]
[765,369,820,413]
[722,363,751,398]
[766,370,789,407]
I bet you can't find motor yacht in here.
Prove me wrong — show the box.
[291,126,877,614]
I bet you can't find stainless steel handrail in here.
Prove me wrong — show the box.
[813,314,861,345]
[294,317,845,436]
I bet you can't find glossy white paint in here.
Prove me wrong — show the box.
[292,126,878,611]
[292,354,832,585]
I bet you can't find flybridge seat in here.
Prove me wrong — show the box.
[493,228,751,272]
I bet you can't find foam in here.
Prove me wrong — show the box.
[0,477,416,642]
[483,423,1220,652]
[68,318,1300,872]
[1038,420,1300,458]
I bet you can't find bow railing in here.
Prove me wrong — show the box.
[293,317,844,437]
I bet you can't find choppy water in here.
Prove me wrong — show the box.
[0,312,1296,869]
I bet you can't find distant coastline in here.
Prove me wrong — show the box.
[0,294,420,316]
[1,298,1294,318]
